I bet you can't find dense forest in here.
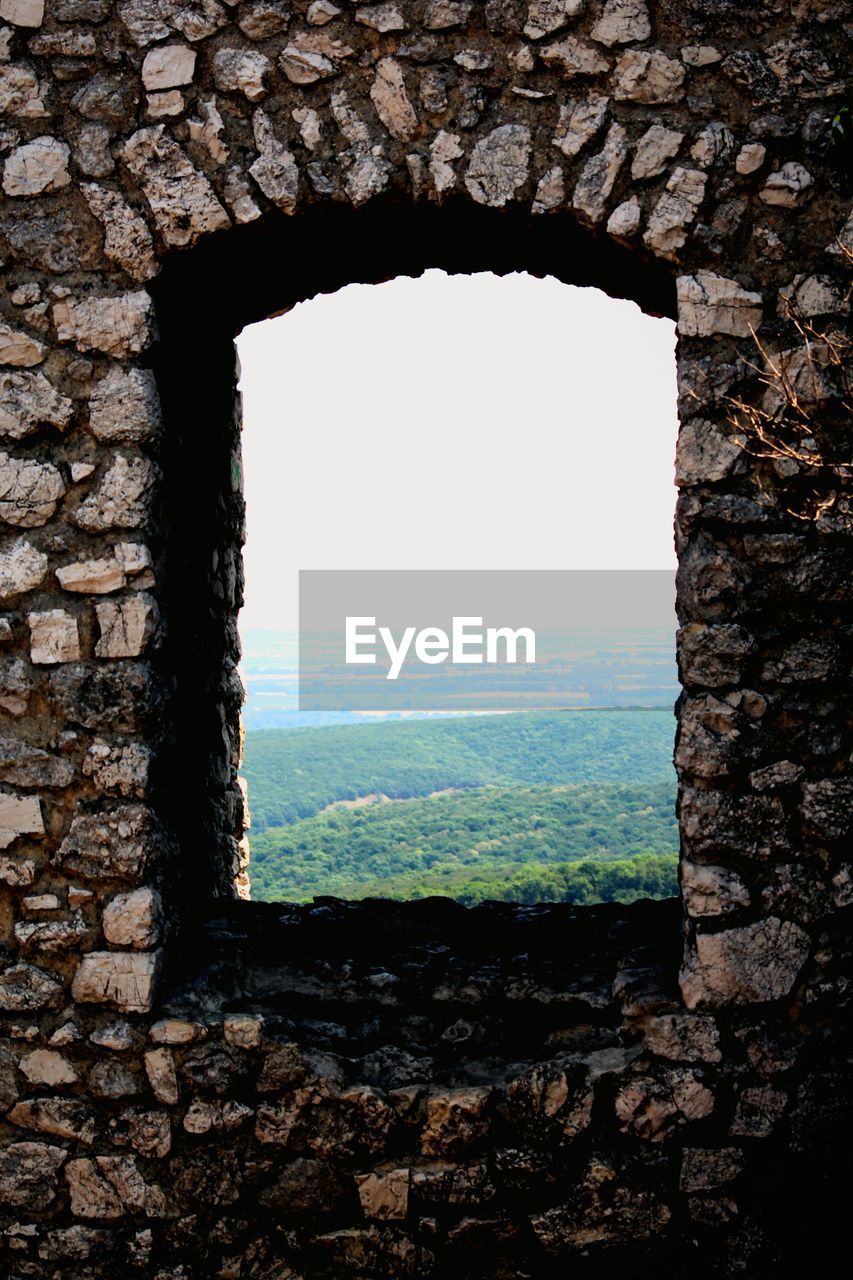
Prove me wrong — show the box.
[243,707,676,830]
[242,708,679,905]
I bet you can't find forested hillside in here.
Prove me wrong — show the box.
[242,708,679,905]
[243,707,676,830]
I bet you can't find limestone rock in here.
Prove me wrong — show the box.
[631,124,684,180]
[0,451,65,527]
[591,0,650,48]
[643,166,706,258]
[0,369,73,441]
[677,272,763,337]
[309,0,342,23]
[760,162,812,207]
[612,50,685,102]
[53,292,155,357]
[88,1058,144,1099]
[729,1084,787,1137]
[551,94,609,158]
[429,129,463,192]
[121,126,230,247]
[0,962,63,1010]
[735,142,766,174]
[14,913,89,955]
[0,854,35,885]
[370,58,418,143]
[88,365,161,444]
[141,45,196,91]
[532,165,565,212]
[103,886,162,949]
[81,184,157,282]
[27,609,80,664]
[523,0,583,41]
[249,110,299,213]
[615,1068,714,1140]
[421,1086,491,1157]
[0,0,44,26]
[55,804,159,882]
[213,47,271,101]
[465,124,531,207]
[0,324,46,368]
[71,950,161,1013]
[149,1017,207,1045]
[57,543,154,595]
[643,1013,722,1063]
[144,1047,178,1104]
[9,1097,96,1144]
[3,136,70,196]
[607,196,640,237]
[0,62,47,119]
[223,1014,263,1049]
[95,593,159,658]
[357,1168,409,1219]
[540,37,610,77]
[680,917,811,1007]
[572,122,628,223]
[355,3,406,32]
[0,655,31,715]
[19,1048,78,1086]
[0,536,48,601]
[83,741,151,798]
[675,419,741,485]
[0,790,44,846]
[66,1154,165,1219]
[0,734,74,788]
[72,454,158,532]
[0,1142,66,1211]
[681,861,750,917]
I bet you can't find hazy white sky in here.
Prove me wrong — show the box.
[236,270,678,632]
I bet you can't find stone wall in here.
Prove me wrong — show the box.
[0,0,850,1275]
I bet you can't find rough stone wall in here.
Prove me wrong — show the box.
[0,0,850,1275]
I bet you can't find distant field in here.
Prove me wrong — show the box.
[242,708,679,906]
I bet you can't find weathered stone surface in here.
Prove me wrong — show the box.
[0,325,47,368]
[615,1068,714,1140]
[0,536,48,601]
[0,1142,66,1211]
[27,609,80,664]
[57,543,153,595]
[681,861,750,917]
[66,1155,166,1219]
[72,454,157,532]
[681,917,811,1008]
[121,126,230,246]
[675,419,741,486]
[523,0,583,40]
[540,36,609,77]
[103,886,162,948]
[0,370,72,442]
[0,962,63,1010]
[72,950,161,1013]
[551,93,609,159]
[677,272,763,337]
[3,137,70,196]
[19,1048,79,1086]
[591,0,650,47]
[370,58,418,142]
[465,125,530,207]
[644,166,706,258]
[144,1046,178,1103]
[141,45,196,91]
[83,740,151,798]
[421,1087,491,1157]
[631,124,684,180]
[680,1146,743,1192]
[643,1013,722,1063]
[0,790,44,848]
[0,451,65,528]
[213,47,270,101]
[249,109,299,212]
[9,1097,96,1144]
[15,913,89,955]
[81,184,157,282]
[55,804,159,882]
[95,593,159,658]
[0,0,45,24]
[0,735,73,788]
[760,162,812,207]
[612,49,685,102]
[572,121,627,222]
[357,1167,409,1219]
[53,292,155,357]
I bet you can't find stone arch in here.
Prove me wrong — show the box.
[0,1,850,1274]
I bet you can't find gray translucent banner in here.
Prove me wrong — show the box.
[299,570,677,712]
